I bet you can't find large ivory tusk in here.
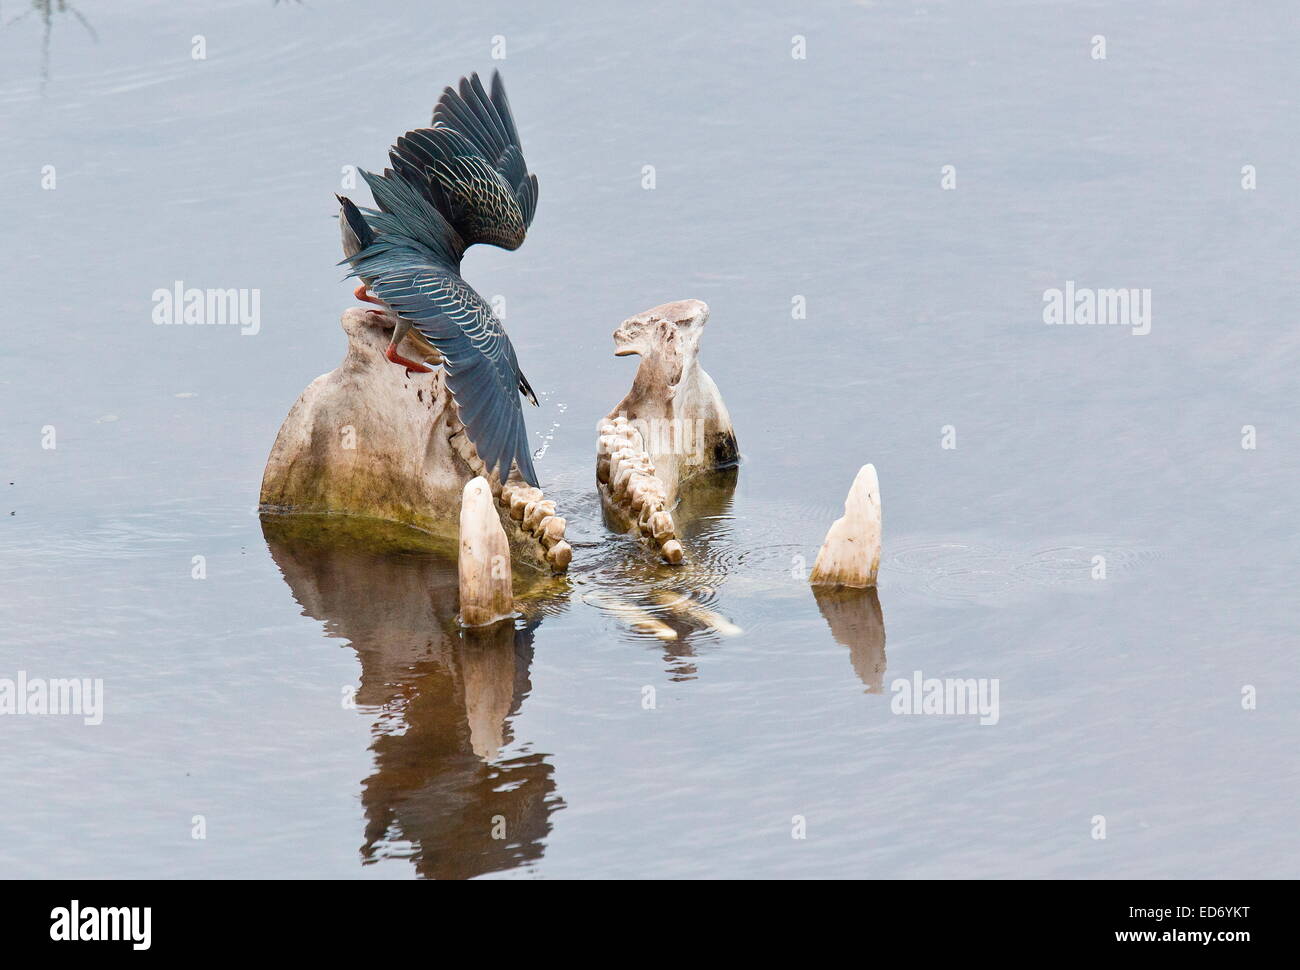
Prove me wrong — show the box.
[809,464,882,588]
[458,476,514,626]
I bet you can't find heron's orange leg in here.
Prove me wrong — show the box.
[354,283,384,306]
[385,343,432,374]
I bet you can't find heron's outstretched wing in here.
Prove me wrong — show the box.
[386,71,538,250]
[370,267,538,487]
[434,70,539,229]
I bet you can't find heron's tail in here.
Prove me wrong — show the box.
[337,169,466,280]
[336,194,374,250]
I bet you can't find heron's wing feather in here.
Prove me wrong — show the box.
[427,70,539,233]
[434,73,509,165]
[370,268,539,486]
[391,128,525,249]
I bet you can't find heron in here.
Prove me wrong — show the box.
[338,71,541,487]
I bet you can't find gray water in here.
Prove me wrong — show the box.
[1,0,1296,879]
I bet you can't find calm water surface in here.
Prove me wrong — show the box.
[1,0,1297,878]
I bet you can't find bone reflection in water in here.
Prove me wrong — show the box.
[458,624,518,761]
[260,514,563,879]
[672,465,739,533]
[584,466,742,674]
[647,591,742,637]
[583,592,677,641]
[812,586,887,693]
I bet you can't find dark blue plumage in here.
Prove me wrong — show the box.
[339,71,540,487]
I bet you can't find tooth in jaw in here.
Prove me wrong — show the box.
[597,431,641,484]
[627,479,651,517]
[612,461,644,501]
[449,428,487,481]
[545,539,572,571]
[648,509,674,544]
[502,482,570,571]
[659,539,683,565]
[506,485,543,519]
[609,445,644,481]
[523,498,556,533]
[596,431,683,564]
[538,515,566,549]
[640,479,667,514]
[600,420,644,454]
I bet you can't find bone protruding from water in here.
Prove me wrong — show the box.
[596,300,740,565]
[458,476,514,627]
[452,436,570,574]
[809,464,882,589]
[648,591,743,636]
[596,416,682,563]
[488,480,571,572]
[259,308,566,574]
[452,425,568,574]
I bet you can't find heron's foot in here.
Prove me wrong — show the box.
[385,344,433,374]
[354,283,384,306]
